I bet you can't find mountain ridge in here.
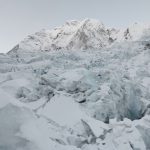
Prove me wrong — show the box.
[8,19,150,56]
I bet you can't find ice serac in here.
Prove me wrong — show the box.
[1,19,150,150]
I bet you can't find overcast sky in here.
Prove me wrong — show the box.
[0,0,150,53]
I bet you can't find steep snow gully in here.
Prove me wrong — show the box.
[1,19,150,150]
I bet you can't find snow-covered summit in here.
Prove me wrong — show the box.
[8,19,150,57]
[9,19,111,54]
[9,19,150,56]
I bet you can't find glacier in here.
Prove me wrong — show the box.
[1,19,150,150]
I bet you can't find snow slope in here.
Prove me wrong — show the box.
[1,19,150,150]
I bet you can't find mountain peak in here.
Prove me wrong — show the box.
[8,19,150,56]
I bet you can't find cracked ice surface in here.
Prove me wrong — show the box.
[1,20,150,150]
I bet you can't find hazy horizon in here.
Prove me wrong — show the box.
[0,0,150,53]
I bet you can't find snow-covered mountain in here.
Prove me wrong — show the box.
[8,19,150,56]
[9,19,112,53]
[1,19,150,150]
